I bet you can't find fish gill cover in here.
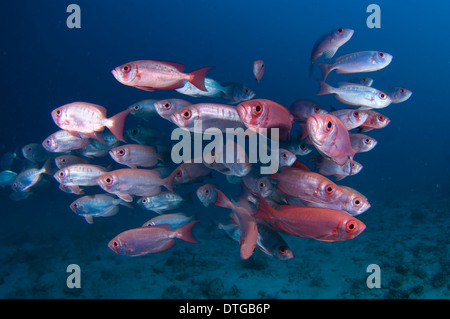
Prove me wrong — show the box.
[0,0,449,300]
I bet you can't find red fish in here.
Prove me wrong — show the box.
[51,102,131,143]
[253,195,365,241]
[108,221,199,256]
[112,60,213,92]
[307,113,355,166]
[269,166,342,205]
[206,185,258,260]
[236,99,294,141]
[358,109,391,132]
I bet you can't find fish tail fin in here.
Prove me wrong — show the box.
[175,220,199,243]
[214,188,235,210]
[253,194,276,220]
[41,158,53,175]
[318,63,332,81]
[187,67,213,91]
[162,174,175,193]
[317,80,334,96]
[107,109,132,142]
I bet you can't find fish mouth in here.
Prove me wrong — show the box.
[111,69,119,81]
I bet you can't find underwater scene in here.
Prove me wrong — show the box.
[0,0,449,301]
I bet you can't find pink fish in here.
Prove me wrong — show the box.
[108,221,199,256]
[253,195,366,241]
[199,185,258,260]
[109,144,163,169]
[236,99,294,141]
[165,163,212,191]
[96,168,172,202]
[112,60,213,92]
[253,60,265,83]
[358,110,391,132]
[307,113,356,165]
[51,102,131,143]
[269,166,342,205]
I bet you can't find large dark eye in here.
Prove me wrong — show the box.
[118,149,125,156]
[346,220,357,232]
[400,88,405,94]
[337,28,343,33]
[314,106,320,112]
[133,104,140,110]
[378,115,384,121]
[113,241,119,247]
[59,171,65,177]
[354,111,359,117]
[45,139,51,145]
[353,198,361,207]
[73,203,79,209]
[259,181,265,189]
[244,88,249,94]
[325,185,334,194]
[205,189,209,194]
[122,65,131,73]
[378,52,385,58]
[176,170,182,177]
[163,102,171,110]
[55,109,62,117]
[132,129,138,135]
[379,92,386,99]
[254,103,263,115]
[183,110,192,119]
[105,176,113,185]
[282,153,287,159]
[12,183,17,189]
[326,120,333,132]
[141,199,147,204]
[364,138,370,144]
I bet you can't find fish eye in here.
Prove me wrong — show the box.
[45,139,51,145]
[12,183,17,189]
[141,199,147,204]
[314,106,320,112]
[73,203,79,209]
[118,149,125,156]
[176,170,183,177]
[378,115,384,121]
[163,102,171,110]
[282,152,287,159]
[113,241,119,247]
[300,144,306,150]
[325,185,334,194]
[337,28,343,33]
[59,171,65,177]
[122,64,131,73]
[253,103,263,115]
[400,88,405,94]
[204,189,209,194]
[183,110,192,119]
[61,158,66,163]
[105,176,113,185]
[353,198,361,206]
[133,104,140,110]
[353,111,359,117]
[364,138,370,144]
[244,88,249,94]
[132,128,138,135]
[379,92,386,99]
[378,52,385,58]
[325,120,333,132]
[346,220,357,232]
[55,109,62,117]
[259,181,265,189]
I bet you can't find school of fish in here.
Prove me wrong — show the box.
[1,27,411,261]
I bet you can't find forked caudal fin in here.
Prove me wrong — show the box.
[187,67,214,92]
[317,80,335,96]
[107,109,132,142]
[175,220,199,243]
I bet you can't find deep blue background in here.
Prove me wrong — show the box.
[0,0,449,298]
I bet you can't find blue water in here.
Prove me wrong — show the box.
[0,0,449,299]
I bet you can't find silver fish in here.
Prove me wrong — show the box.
[318,82,391,109]
[175,78,227,98]
[384,87,412,104]
[70,194,132,224]
[12,159,52,192]
[143,213,194,229]
[137,191,185,213]
[128,99,159,120]
[319,51,393,80]
[42,130,90,153]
